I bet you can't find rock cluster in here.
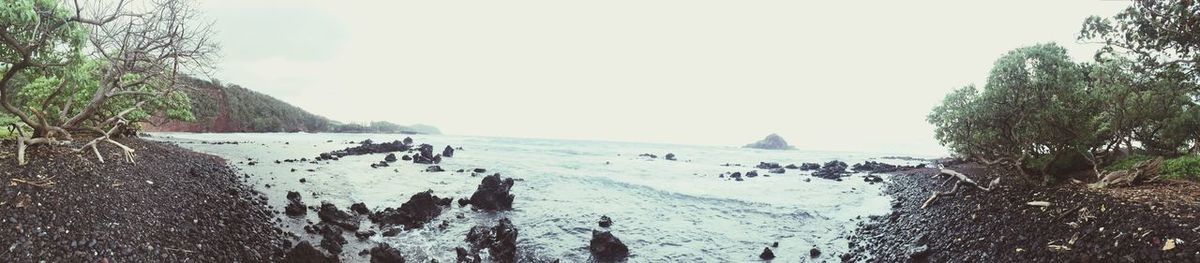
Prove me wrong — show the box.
[743,133,794,150]
[461,218,519,263]
[465,174,516,211]
[369,190,452,229]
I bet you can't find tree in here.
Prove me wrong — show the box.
[1079,0,1199,80]
[0,0,215,165]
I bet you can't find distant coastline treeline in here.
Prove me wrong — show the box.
[928,0,1200,183]
[143,77,440,135]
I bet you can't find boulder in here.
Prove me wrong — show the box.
[354,230,377,240]
[350,202,371,215]
[368,243,406,263]
[401,155,412,161]
[784,164,800,169]
[455,247,482,263]
[589,230,629,261]
[402,137,413,145]
[466,174,516,211]
[863,174,883,183]
[317,202,360,230]
[282,241,337,263]
[664,153,676,161]
[638,153,658,159]
[812,160,849,180]
[369,190,451,229]
[755,162,782,169]
[412,144,440,164]
[810,247,821,258]
[285,191,306,217]
[743,133,794,150]
[745,170,759,178]
[598,215,613,228]
[425,165,445,172]
[314,223,347,254]
[384,153,398,162]
[759,247,776,260]
[852,161,908,173]
[443,145,455,158]
[463,218,518,263]
[319,139,411,159]
[769,168,786,174]
[799,163,821,170]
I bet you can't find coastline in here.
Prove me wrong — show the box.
[0,138,288,262]
[847,162,1200,262]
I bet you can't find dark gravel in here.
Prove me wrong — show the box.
[847,163,1200,262]
[0,138,288,262]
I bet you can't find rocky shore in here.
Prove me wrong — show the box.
[847,162,1200,262]
[0,138,288,262]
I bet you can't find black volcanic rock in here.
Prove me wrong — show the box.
[282,241,337,263]
[756,162,782,169]
[743,133,794,150]
[463,218,519,263]
[317,202,360,231]
[466,174,516,211]
[799,163,821,170]
[813,160,849,180]
[369,190,451,229]
[368,243,406,263]
[598,215,613,228]
[350,202,371,215]
[285,191,306,217]
[319,139,411,160]
[665,153,676,161]
[384,153,398,162]
[759,247,776,260]
[589,230,629,261]
[443,145,455,157]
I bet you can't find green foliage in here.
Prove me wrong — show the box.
[1103,154,1152,171]
[1162,155,1200,180]
[180,77,328,132]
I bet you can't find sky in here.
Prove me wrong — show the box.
[194,0,1131,156]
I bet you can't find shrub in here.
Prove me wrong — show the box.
[1162,155,1200,181]
[1103,154,1152,172]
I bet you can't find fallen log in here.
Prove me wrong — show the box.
[921,166,999,209]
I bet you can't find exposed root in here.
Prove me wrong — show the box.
[73,119,136,164]
[921,166,1000,209]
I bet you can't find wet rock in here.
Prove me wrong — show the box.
[354,230,376,240]
[745,170,759,178]
[282,241,337,263]
[350,203,371,215]
[744,133,794,150]
[463,218,518,263]
[759,247,776,260]
[598,215,613,228]
[769,168,786,174]
[314,223,347,255]
[729,172,742,180]
[638,153,658,159]
[402,137,413,145]
[589,230,629,261]
[852,161,910,173]
[812,160,849,180]
[401,155,412,161]
[317,202,360,231]
[319,139,411,160]
[473,168,486,173]
[412,144,440,164]
[368,243,405,263]
[369,190,450,229]
[756,162,782,169]
[455,247,482,263]
[785,164,800,169]
[810,247,821,258]
[466,174,516,211]
[799,163,821,170]
[863,174,883,183]
[457,198,470,207]
[426,166,445,173]
[384,153,398,163]
[443,145,455,158]
[372,161,390,168]
[665,153,676,161]
[381,228,401,237]
[285,191,306,217]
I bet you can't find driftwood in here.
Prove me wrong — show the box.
[1090,157,1163,189]
[922,166,999,209]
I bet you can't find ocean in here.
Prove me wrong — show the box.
[150,132,927,262]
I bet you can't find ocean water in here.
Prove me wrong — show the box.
[149,133,927,262]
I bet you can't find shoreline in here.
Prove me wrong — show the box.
[847,162,1200,262]
[0,138,288,262]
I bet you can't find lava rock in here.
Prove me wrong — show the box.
[785,164,800,169]
[355,230,377,240]
[472,168,486,173]
[455,247,482,263]
[810,247,821,258]
[756,162,782,169]
[863,174,883,183]
[638,153,658,159]
[285,191,307,217]
[467,174,516,211]
[381,228,402,237]
[463,218,519,263]
[769,168,786,174]
[369,190,451,229]
[412,144,440,164]
[598,215,613,228]
[314,223,347,255]
[368,243,405,263]
[350,202,371,215]
[812,160,849,180]
[426,165,445,172]
[745,170,759,178]
[384,153,398,162]
[799,163,821,170]
[852,161,909,173]
[317,202,360,231]
[319,139,411,160]
[282,241,337,263]
[443,145,455,158]
[401,155,412,161]
[590,230,629,261]
[759,247,776,260]
[665,153,676,161]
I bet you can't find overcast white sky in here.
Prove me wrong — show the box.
[195,0,1130,155]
